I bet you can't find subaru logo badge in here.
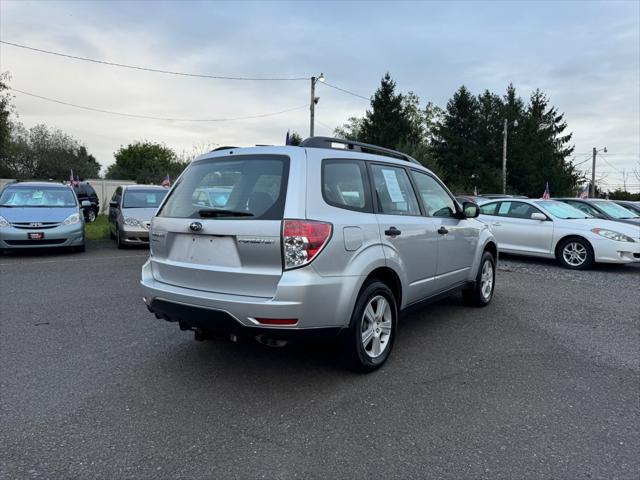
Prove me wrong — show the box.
[189,222,203,232]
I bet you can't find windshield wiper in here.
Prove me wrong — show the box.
[198,209,254,218]
[0,204,15,207]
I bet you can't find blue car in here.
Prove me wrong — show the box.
[0,182,87,253]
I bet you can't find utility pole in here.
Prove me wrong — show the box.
[502,119,508,195]
[590,147,596,198]
[310,76,316,137]
[309,73,324,137]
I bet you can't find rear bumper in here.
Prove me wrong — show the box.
[0,224,84,249]
[147,298,342,341]
[592,238,640,264]
[140,259,363,334]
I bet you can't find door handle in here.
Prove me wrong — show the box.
[438,226,449,235]
[492,222,501,227]
[384,227,402,237]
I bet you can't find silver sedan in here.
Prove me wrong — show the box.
[478,199,640,269]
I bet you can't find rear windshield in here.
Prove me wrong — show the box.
[123,189,168,208]
[0,186,77,207]
[158,155,289,219]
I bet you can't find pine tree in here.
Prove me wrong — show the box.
[432,86,481,192]
[509,89,576,196]
[476,90,504,192]
[359,73,413,149]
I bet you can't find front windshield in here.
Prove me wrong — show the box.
[591,200,639,219]
[122,189,168,208]
[535,200,591,219]
[0,186,77,207]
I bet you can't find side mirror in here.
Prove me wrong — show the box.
[81,200,91,208]
[530,212,547,221]
[109,201,118,208]
[462,201,480,218]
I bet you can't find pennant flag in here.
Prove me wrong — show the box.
[69,169,79,187]
[161,173,171,188]
[578,183,589,198]
[542,182,550,199]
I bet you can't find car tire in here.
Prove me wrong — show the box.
[462,250,496,307]
[116,228,125,249]
[86,209,97,223]
[556,237,594,270]
[340,280,397,373]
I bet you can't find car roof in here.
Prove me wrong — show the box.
[123,184,167,190]
[3,181,70,189]
[193,145,436,176]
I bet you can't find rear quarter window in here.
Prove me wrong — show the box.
[321,159,372,212]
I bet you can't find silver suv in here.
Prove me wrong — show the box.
[141,137,497,371]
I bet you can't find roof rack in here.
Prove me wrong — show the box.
[299,136,420,165]
[211,146,238,152]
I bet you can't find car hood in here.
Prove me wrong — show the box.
[0,206,77,223]
[562,218,640,238]
[121,207,157,222]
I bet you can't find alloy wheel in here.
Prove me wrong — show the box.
[562,242,587,266]
[480,260,494,300]
[361,295,392,359]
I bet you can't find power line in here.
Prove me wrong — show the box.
[10,87,307,122]
[0,40,308,81]
[320,81,370,101]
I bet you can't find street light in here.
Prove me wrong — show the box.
[309,73,324,137]
[502,119,518,194]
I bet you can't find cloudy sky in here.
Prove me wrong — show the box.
[1,0,638,190]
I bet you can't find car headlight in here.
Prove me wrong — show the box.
[124,217,141,227]
[591,228,635,242]
[0,215,9,227]
[63,213,80,225]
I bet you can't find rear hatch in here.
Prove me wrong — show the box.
[149,154,289,298]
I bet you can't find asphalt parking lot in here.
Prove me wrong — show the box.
[1,243,638,479]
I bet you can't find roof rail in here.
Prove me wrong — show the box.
[299,136,420,165]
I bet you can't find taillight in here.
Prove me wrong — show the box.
[282,219,332,270]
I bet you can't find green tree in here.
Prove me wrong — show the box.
[289,131,303,146]
[432,85,482,192]
[508,89,577,197]
[334,116,364,141]
[1,122,100,180]
[475,90,505,192]
[107,141,186,184]
[0,72,15,177]
[359,73,416,149]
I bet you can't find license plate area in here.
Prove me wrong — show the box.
[28,232,45,240]
[169,234,241,267]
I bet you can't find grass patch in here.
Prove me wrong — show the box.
[85,215,111,240]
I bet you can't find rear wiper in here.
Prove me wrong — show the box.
[198,209,254,218]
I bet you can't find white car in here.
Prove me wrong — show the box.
[478,199,640,269]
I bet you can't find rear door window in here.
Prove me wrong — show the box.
[322,159,371,212]
[158,155,289,219]
[369,164,420,216]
